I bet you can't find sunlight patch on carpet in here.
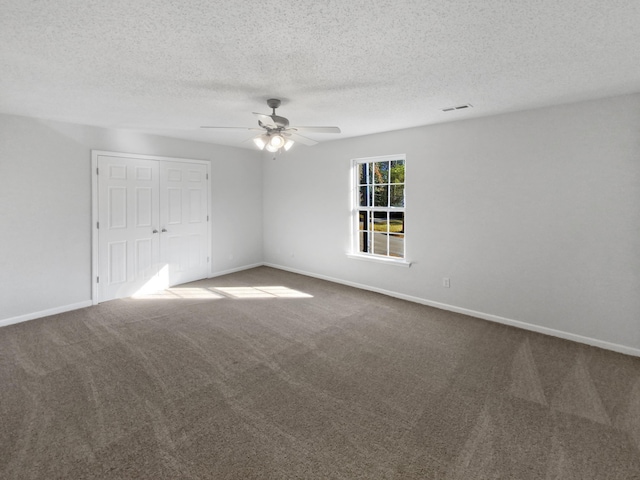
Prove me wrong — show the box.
[132,287,225,300]
[212,286,313,299]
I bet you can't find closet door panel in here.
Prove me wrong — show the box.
[159,161,209,286]
[97,156,161,302]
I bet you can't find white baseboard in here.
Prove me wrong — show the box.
[264,263,640,358]
[209,262,265,279]
[0,301,94,329]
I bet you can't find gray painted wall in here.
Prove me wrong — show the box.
[0,114,263,321]
[2,94,639,354]
[263,94,640,353]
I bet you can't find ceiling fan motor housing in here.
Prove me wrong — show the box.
[258,117,289,130]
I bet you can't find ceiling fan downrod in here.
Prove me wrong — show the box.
[266,98,281,115]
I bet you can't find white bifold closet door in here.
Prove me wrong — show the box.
[97,154,209,302]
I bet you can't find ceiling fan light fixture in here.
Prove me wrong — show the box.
[284,139,294,151]
[265,143,279,153]
[269,134,285,149]
[253,135,267,150]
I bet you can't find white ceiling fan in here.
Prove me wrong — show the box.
[201,99,341,153]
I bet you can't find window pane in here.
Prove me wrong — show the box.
[359,231,369,253]
[390,185,404,207]
[373,233,388,256]
[373,211,388,232]
[389,212,404,233]
[359,186,370,207]
[390,160,405,183]
[365,162,373,184]
[358,210,369,230]
[374,161,389,184]
[374,185,388,207]
[358,163,367,185]
[389,234,404,257]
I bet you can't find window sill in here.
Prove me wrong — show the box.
[346,253,412,267]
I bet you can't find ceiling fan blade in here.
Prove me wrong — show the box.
[252,113,277,128]
[285,132,318,146]
[289,126,341,134]
[200,126,263,130]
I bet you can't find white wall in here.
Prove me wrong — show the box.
[3,95,639,354]
[0,113,262,323]
[263,94,640,354]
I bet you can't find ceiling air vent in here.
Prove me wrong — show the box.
[442,104,473,112]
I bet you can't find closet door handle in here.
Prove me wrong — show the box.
[161,228,167,233]
[152,229,158,234]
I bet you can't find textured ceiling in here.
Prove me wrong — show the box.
[1,0,640,148]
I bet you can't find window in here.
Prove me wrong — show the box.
[353,155,405,261]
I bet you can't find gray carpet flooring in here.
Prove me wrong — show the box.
[1,266,639,479]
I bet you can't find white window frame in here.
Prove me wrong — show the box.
[348,154,410,267]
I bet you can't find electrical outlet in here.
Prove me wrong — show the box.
[442,277,450,288]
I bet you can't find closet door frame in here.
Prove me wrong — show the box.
[91,150,211,305]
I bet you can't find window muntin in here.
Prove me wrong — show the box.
[354,156,405,259]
